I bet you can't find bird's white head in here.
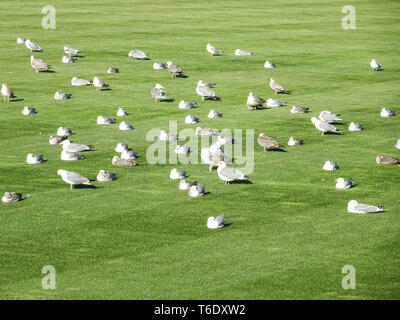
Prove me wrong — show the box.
[166,61,172,66]
[336,178,344,183]
[269,78,274,82]
[60,140,70,145]
[197,80,204,87]
[310,117,318,125]
[1,84,6,88]
[57,169,65,176]
[249,92,253,96]
[348,200,358,208]
[258,132,266,138]
[217,161,226,168]
[155,83,164,89]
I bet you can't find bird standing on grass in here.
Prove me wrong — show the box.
[167,61,184,78]
[258,133,283,151]
[31,56,49,72]
[1,84,16,103]
[217,162,248,185]
[247,92,265,110]
[57,170,92,190]
[269,78,289,94]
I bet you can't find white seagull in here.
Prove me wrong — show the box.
[121,150,138,160]
[208,110,222,118]
[153,62,166,69]
[115,143,129,152]
[1,84,16,103]
[25,39,42,52]
[61,140,94,152]
[266,98,286,107]
[175,145,190,154]
[188,184,205,197]
[97,116,115,125]
[57,169,91,190]
[335,178,353,189]
[370,59,382,71]
[57,126,72,136]
[54,90,71,100]
[71,77,90,86]
[30,56,49,72]
[159,130,178,141]
[117,108,128,116]
[60,150,84,161]
[119,121,134,131]
[380,108,395,117]
[185,115,200,124]
[311,117,340,135]
[62,56,75,63]
[93,77,109,92]
[319,111,343,123]
[235,49,253,56]
[170,168,187,180]
[217,162,248,184]
[128,49,148,59]
[206,43,223,55]
[323,160,338,171]
[179,100,197,109]
[26,153,44,164]
[207,214,224,229]
[347,200,384,214]
[264,60,276,68]
[97,170,116,182]
[348,122,363,131]
[151,84,166,102]
[64,46,79,56]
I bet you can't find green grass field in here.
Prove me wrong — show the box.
[0,0,399,299]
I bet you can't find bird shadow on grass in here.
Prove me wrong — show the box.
[229,180,252,185]
[267,148,286,152]
[223,223,232,227]
[100,88,112,91]
[41,70,55,73]
[175,75,188,79]
[10,98,24,102]
[73,185,98,190]
[160,98,174,102]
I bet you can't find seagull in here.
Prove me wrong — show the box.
[175,145,190,154]
[179,100,197,109]
[170,168,187,180]
[319,111,343,123]
[64,46,79,56]
[97,170,116,182]
[179,180,197,190]
[97,116,115,124]
[370,59,382,71]
[311,117,340,135]
[188,184,205,197]
[54,90,71,100]
[336,178,353,189]
[376,155,400,164]
[153,62,166,69]
[1,84,16,103]
[206,43,223,56]
[323,160,338,171]
[49,135,67,145]
[348,122,363,131]
[196,127,220,136]
[30,56,49,72]
[117,108,128,116]
[347,200,384,214]
[57,126,72,136]
[2,192,22,203]
[119,121,134,131]
[167,61,184,78]
[151,84,166,102]
[201,147,231,172]
[217,162,248,185]
[61,140,94,152]
[93,77,109,92]
[57,169,91,190]
[208,110,223,118]
[159,130,178,141]
[107,67,119,74]
[269,78,289,94]
[25,39,42,52]
[16,37,26,44]
[217,135,234,145]
[196,85,218,101]
[185,115,200,124]
[235,49,253,56]
[266,98,286,107]
[258,133,283,151]
[264,60,276,68]
[71,77,91,86]
[209,140,226,153]
[197,80,216,88]
[291,106,309,114]
[115,143,129,152]
[207,214,224,229]
[60,150,84,161]
[62,56,75,63]
[395,139,400,150]
[121,150,138,160]
[128,49,148,60]
[26,153,44,164]
[247,92,265,110]
[287,136,303,146]
[380,108,395,117]
[112,156,140,166]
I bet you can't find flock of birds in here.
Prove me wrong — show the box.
[1,39,398,227]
